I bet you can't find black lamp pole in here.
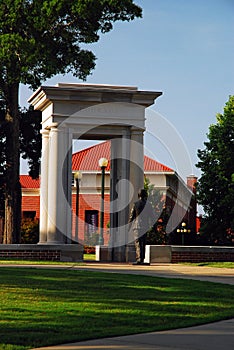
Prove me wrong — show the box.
[177,222,190,245]
[74,172,82,243]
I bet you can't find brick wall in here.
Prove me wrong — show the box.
[21,193,111,245]
[171,246,234,263]
[22,196,40,218]
[71,193,110,244]
[0,244,83,262]
[171,250,234,263]
[0,249,60,260]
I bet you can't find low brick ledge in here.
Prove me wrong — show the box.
[95,245,234,263]
[145,245,234,263]
[0,244,83,262]
[171,245,234,263]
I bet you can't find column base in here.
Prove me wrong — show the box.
[96,245,112,262]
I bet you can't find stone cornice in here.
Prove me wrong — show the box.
[28,83,162,110]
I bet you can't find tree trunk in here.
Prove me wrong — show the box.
[3,83,21,244]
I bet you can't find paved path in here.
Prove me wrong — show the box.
[32,318,234,350]
[5,261,233,284]
[70,262,234,285]
[2,262,233,349]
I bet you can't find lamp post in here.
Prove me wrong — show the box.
[98,157,108,245]
[74,171,82,242]
[177,222,191,245]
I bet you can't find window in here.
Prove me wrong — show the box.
[23,211,36,219]
[85,210,98,235]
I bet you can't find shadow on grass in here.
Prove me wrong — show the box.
[0,267,233,349]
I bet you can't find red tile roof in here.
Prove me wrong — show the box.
[72,141,173,172]
[20,175,40,189]
[72,142,111,171]
[144,155,173,172]
[21,141,173,188]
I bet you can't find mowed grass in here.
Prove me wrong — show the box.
[181,262,234,268]
[0,259,233,267]
[0,267,233,350]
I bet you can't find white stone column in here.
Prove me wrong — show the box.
[129,127,144,203]
[46,126,71,244]
[39,130,49,243]
[63,128,73,243]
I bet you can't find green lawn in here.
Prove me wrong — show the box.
[181,262,234,268]
[0,267,233,350]
[0,259,233,267]
[83,253,96,260]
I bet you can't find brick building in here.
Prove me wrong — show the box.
[20,141,197,245]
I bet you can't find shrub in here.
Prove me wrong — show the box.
[20,218,39,244]
[84,245,96,254]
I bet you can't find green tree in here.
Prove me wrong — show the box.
[19,107,42,179]
[0,0,142,243]
[0,103,41,243]
[196,95,234,245]
[0,98,6,220]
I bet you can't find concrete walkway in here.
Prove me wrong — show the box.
[70,261,234,285]
[9,261,233,285]
[26,262,234,350]
[32,318,234,350]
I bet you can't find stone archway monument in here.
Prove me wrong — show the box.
[28,84,162,262]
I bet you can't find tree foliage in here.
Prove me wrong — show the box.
[19,108,42,179]
[0,0,142,243]
[0,98,7,217]
[196,95,234,245]
[0,0,142,89]
[0,104,41,221]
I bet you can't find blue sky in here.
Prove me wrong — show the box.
[20,0,234,180]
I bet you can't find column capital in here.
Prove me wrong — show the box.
[130,126,144,135]
[40,129,50,137]
[49,124,59,132]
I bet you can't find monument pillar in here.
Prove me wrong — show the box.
[39,130,49,243]
[28,83,162,261]
[129,127,144,204]
[126,127,145,261]
[110,135,131,261]
[46,126,72,244]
